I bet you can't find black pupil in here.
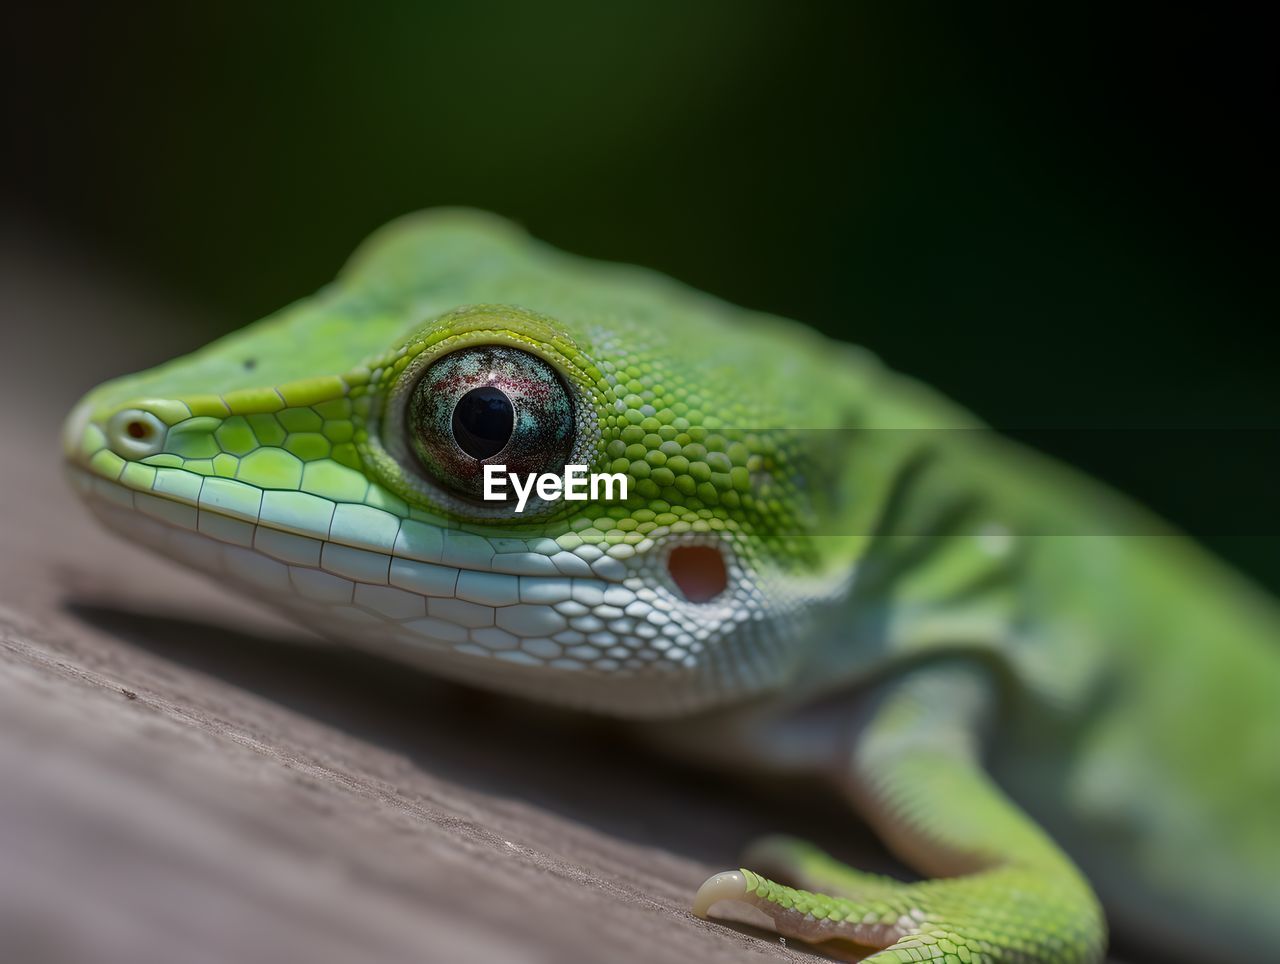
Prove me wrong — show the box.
[451,386,514,460]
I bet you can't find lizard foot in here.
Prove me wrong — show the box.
[739,833,901,899]
[692,867,927,954]
[693,854,1103,962]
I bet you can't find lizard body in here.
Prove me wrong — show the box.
[65,210,1280,962]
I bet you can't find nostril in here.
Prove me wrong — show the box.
[667,544,728,603]
[105,408,167,459]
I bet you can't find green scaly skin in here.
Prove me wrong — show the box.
[63,210,1280,962]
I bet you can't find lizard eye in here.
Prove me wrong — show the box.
[407,345,575,500]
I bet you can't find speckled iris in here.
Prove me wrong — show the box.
[407,345,575,501]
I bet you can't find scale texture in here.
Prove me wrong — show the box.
[58,211,1280,962]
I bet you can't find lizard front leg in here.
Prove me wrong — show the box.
[694,661,1106,962]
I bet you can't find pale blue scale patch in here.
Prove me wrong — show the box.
[69,463,846,716]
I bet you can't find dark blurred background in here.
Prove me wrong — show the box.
[5,3,1277,589]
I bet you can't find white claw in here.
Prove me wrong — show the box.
[692,870,748,918]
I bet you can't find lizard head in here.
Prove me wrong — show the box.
[63,210,866,716]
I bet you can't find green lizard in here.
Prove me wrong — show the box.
[64,209,1279,962]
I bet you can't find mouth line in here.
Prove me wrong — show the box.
[67,464,721,693]
[65,462,634,586]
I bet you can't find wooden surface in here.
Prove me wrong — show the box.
[1,223,898,964]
